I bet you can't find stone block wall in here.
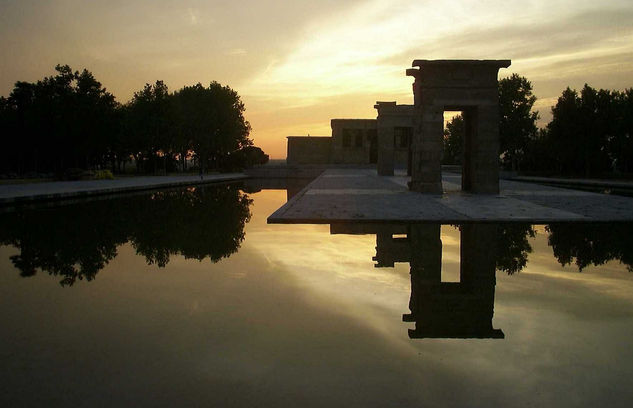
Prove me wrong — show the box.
[375,102,415,175]
[286,136,331,165]
[330,119,377,164]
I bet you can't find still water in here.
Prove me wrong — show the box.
[1,182,633,407]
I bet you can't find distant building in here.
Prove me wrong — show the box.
[287,59,511,194]
[286,103,414,173]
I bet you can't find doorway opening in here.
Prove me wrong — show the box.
[443,107,478,192]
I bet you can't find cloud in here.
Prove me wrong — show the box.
[2,0,632,157]
[187,8,199,25]
[398,8,633,61]
[227,48,247,56]
[243,1,633,103]
[239,0,633,154]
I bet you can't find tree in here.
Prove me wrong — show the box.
[494,224,536,275]
[171,82,252,173]
[73,68,118,169]
[519,128,557,174]
[1,65,117,175]
[608,88,633,173]
[225,146,269,170]
[442,114,463,165]
[125,80,172,174]
[546,87,582,175]
[0,95,17,174]
[547,84,613,176]
[499,74,539,171]
[1,65,264,176]
[129,184,253,265]
[546,223,633,272]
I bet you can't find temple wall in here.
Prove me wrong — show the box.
[330,119,377,164]
[286,136,331,165]
[375,102,415,175]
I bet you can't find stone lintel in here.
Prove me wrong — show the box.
[375,101,415,115]
[406,68,421,78]
[412,59,511,69]
[409,59,511,89]
[374,101,397,109]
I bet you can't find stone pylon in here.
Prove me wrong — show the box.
[406,60,511,194]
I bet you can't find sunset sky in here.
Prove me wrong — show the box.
[1,0,632,158]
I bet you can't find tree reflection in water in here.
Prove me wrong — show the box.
[546,223,633,272]
[331,221,633,339]
[494,224,536,275]
[0,184,252,286]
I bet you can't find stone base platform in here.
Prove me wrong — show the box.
[267,169,633,224]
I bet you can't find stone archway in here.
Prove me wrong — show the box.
[406,60,511,194]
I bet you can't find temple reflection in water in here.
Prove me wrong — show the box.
[330,219,633,339]
[332,223,513,339]
[2,182,633,342]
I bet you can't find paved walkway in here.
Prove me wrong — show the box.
[268,169,633,224]
[0,173,248,205]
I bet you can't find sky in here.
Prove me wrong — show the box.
[1,0,632,159]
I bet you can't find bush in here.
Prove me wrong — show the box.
[94,170,114,180]
[223,146,269,171]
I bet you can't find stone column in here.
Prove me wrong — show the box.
[376,127,395,176]
[459,224,503,337]
[471,104,501,193]
[408,224,442,281]
[408,105,443,193]
[375,102,395,176]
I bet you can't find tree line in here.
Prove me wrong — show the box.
[443,74,633,177]
[0,183,252,286]
[0,64,268,177]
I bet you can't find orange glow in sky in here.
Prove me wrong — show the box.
[1,0,632,158]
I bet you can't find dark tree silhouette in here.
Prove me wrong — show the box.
[124,80,173,174]
[608,88,633,173]
[129,185,252,266]
[0,65,118,175]
[546,85,614,176]
[442,115,464,165]
[494,224,536,275]
[0,65,266,177]
[499,74,539,171]
[0,202,127,286]
[455,223,535,275]
[225,146,270,170]
[546,223,633,272]
[170,82,252,173]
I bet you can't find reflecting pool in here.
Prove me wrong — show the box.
[1,182,633,407]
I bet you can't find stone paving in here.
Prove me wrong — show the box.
[0,173,248,205]
[268,169,633,224]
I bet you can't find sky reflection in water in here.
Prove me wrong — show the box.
[1,184,633,407]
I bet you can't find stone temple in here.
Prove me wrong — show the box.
[286,59,511,194]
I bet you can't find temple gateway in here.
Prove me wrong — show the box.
[287,59,511,194]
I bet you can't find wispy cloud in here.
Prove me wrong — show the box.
[227,48,247,56]
[243,0,633,105]
[2,0,632,158]
[187,8,199,25]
